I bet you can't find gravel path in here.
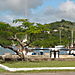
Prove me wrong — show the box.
[0,72,75,75]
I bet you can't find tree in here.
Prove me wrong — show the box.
[0,19,75,61]
[0,20,31,60]
[66,23,75,47]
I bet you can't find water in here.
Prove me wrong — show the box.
[0,47,15,55]
[0,47,68,55]
[34,50,68,55]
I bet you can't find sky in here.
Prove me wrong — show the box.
[0,0,75,25]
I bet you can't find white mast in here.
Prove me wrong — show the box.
[25,0,28,18]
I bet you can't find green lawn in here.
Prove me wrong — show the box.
[0,61,75,72]
[2,61,75,68]
[0,68,7,72]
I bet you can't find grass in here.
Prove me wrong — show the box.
[1,61,75,72]
[0,69,75,73]
[12,70,75,73]
[2,61,75,68]
[0,68,8,72]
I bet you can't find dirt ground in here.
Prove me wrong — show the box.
[0,72,75,75]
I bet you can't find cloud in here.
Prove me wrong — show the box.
[0,0,44,16]
[60,0,75,12]
[33,0,75,24]
[59,0,75,20]
[0,15,15,23]
[0,0,75,24]
[0,0,46,24]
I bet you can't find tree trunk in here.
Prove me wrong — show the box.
[0,34,31,61]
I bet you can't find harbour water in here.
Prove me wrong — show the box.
[0,47,15,55]
[0,47,68,55]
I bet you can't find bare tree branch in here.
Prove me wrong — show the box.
[9,34,25,49]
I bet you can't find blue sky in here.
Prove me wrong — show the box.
[0,0,75,25]
[31,0,67,14]
[44,0,66,8]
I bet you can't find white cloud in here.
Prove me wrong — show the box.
[0,0,46,24]
[60,0,75,12]
[33,0,75,24]
[59,0,75,20]
[0,0,44,16]
[0,0,75,24]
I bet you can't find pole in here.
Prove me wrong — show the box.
[25,0,28,18]
[71,30,73,47]
[59,29,61,45]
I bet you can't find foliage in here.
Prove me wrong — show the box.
[0,19,75,48]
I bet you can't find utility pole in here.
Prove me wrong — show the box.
[59,25,62,45]
[59,29,62,45]
[71,30,74,47]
